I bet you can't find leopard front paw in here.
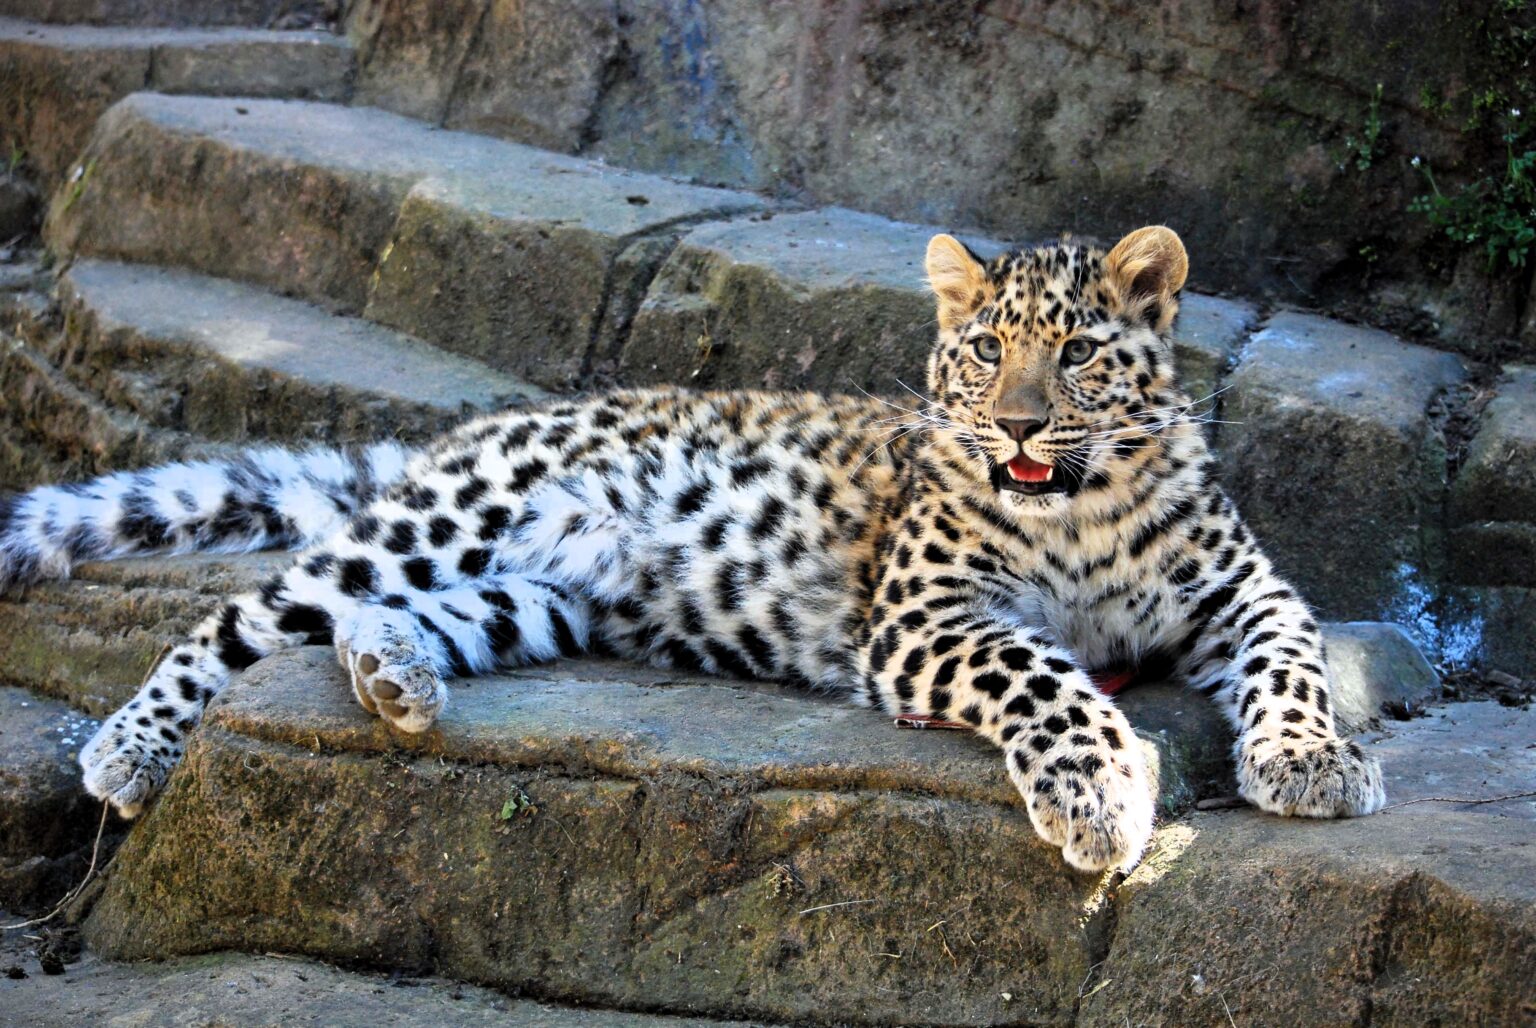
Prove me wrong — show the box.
[79,712,180,818]
[336,608,445,733]
[1238,736,1385,818]
[1007,718,1155,873]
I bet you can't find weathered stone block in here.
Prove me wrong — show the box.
[73,648,1528,1025]
[569,3,1487,339]
[575,0,759,188]
[0,554,290,713]
[363,164,759,390]
[0,20,149,184]
[442,0,620,153]
[1082,810,1536,1026]
[622,209,1243,399]
[47,95,759,388]
[1084,700,1536,1026]
[84,647,1106,1026]
[1450,364,1536,587]
[149,30,352,101]
[56,259,540,445]
[1219,312,1467,619]
[45,95,413,310]
[1321,622,1440,732]
[0,314,187,491]
[347,0,485,123]
[621,209,960,394]
[0,0,337,28]
[0,19,353,189]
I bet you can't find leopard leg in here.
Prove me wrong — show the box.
[334,573,593,732]
[78,550,346,816]
[860,574,1153,873]
[1182,563,1384,817]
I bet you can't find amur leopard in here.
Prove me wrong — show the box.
[0,226,1384,872]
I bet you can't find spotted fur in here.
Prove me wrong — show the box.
[1,226,1384,871]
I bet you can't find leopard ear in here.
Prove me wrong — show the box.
[1105,226,1188,333]
[926,234,989,330]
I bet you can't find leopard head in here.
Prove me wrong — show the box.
[923,226,1190,517]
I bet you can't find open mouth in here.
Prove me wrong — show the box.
[991,452,1079,497]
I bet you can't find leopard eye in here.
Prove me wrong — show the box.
[1062,337,1097,366]
[973,335,1002,363]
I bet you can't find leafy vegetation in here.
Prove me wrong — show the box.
[1408,0,1536,271]
[498,784,537,820]
[1410,126,1536,270]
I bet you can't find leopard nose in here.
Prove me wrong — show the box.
[996,417,1047,441]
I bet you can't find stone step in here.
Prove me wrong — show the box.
[45,93,766,391]
[1,286,203,490]
[333,0,1506,365]
[0,554,293,716]
[1086,703,1536,1025]
[53,258,542,444]
[0,949,770,1027]
[0,554,1462,1024]
[0,0,336,29]
[0,18,353,187]
[67,637,1524,1025]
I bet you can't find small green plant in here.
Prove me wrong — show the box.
[1410,120,1536,270]
[498,785,537,820]
[1343,83,1385,171]
[1418,86,1453,119]
[5,142,21,178]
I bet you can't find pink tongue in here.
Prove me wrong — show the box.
[1007,454,1053,483]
